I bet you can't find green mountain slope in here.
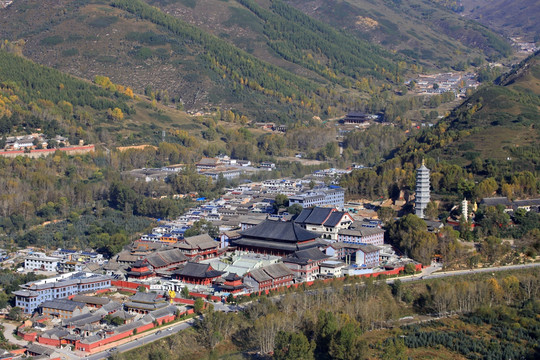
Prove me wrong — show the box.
[0,0,408,122]
[285,0,512,68]
[399,51,540,172]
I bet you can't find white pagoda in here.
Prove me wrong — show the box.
[415,159,430,219]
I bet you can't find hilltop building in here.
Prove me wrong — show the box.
[415,160,430,219]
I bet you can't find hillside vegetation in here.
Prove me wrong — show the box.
[286,0,512,68]
[399,51,540,172]
[0,0,408,122]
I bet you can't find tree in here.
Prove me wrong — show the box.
[274,194,289,213]
[107,107,124,121]
[329,323,366,360]
[181,286,190,299]
[7,307,22,321]
[193,297,205,314]
[274,331,314,360]
[377,207,396,223]
[137,286,147,293]
[382,338,407,360]
[287,203,303,215]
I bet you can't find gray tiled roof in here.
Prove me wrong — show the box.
[248,263,293,283]
[183,234,219,250]
[173,262,224,279]
[357,245,380,253]
[26,343,55,356]
[148,305,177,320]
[63,311,105,326]
[130,292,162,304]
[283,248,330,265]
[71,295,110,306]
[338,227,384,237]
[41,299,85,312]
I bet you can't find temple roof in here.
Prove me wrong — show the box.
[283,248,330,265]
[173,262,224,279]
[239,219,319,242]
[248,263,293,283]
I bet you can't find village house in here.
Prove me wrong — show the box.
[319,260,348,278]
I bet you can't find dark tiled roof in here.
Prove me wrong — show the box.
[283,248,330,265]
[174,262,224,279]
[157,249,188,264]
[324,212,347,227]
[145,254,167,268]
[124,301,168,311]
[295,207,333,225]
[480,197,512,206]
[513,199,540,206]
[223,273,242,282]
[239,220,319,242]
[26,344,55,356]
[130,292,162,304]
[41,299,85,312]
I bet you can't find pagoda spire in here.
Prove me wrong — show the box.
[415,161,430,219]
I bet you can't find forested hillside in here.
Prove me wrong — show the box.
[286,0,512,68]
[0,0,407,122]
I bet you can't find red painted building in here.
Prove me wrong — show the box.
[219,273,245,294]
[173,262,224,285]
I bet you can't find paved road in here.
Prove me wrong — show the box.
[1,322,28,347]
[386,262,540,285]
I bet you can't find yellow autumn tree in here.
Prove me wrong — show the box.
[107,107,124,121]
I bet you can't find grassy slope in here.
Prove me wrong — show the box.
[285,0,512,68]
